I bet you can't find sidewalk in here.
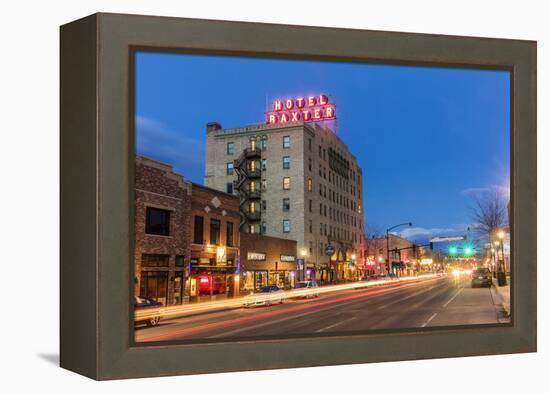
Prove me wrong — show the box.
[490,278,511,318]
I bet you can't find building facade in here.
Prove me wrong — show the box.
[189,183,240,298]
[204,120,365,283]
[364,234,419,276]
[239,232,298,291]
[135,156,192,305]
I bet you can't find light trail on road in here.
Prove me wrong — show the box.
[135,274,443,322]
[137,275,446,342]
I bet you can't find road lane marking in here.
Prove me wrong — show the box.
[377,284,442,310]
[211,300,368,338]
[443,286,464,308]
[422,313,438,327]
[316,317,357,333]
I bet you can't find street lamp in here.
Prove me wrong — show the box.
[495,230,507,286]
[386,222,412,276]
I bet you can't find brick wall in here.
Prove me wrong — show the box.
[134,156,192,304]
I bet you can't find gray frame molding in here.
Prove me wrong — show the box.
[60,12,536,380]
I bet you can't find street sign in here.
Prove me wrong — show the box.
[430,236,466,243]
[325,244,335,256]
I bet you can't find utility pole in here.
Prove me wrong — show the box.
[386,222,412,275]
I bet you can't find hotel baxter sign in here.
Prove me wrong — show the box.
[266,94,336,125]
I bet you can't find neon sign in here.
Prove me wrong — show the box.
[265,94,336,125]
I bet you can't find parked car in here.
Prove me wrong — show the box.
[293,280,320,298]
[243,285,284,307]
[471,267,493,288]
[134,296,164,326]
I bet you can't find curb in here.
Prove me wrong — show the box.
[490,284,510,319]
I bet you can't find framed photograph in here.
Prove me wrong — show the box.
[60,13,536,380]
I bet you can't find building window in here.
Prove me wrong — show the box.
[261,200,266,210]
[308,158,312,171]
[283,198,290,211]
[139,270,168,305]
[227,142,234,155]
[261,159,267,171]
[261,138,267,150]
[175,255,185,267]
[226,222,234,247]
[309,199,312,212]
[250,139,256,150]
[226,182,233,194]
[226,162,234,175]
[141,254,169,267]
[283,219,291,233]
[250,180,256,192]
[283,156,290,169]
[308,138,312,151]
[283,177,290,190]
[261,222,267,234]
[283,136,290,148]
[309,220,312,233]
[261,179,267,190]
[210,219,221,245]
[145,207,170,236]
[308,178,312,192]
[193,215,204,244]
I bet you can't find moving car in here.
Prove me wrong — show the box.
[243,285,284,307]
[471,267,493,288]
[293,280,320,298]
[134,296,164,326]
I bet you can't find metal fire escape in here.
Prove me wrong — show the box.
[234,147,262,232]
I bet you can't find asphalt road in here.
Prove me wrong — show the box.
[135,275,507,343]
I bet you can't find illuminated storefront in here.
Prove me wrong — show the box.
[240,233,298,291]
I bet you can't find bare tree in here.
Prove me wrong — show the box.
[470,191,507,241]
[364,223,383,239]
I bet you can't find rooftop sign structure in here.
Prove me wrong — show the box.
[265,94,336,125]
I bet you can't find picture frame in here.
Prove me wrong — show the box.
[60,12,536,380]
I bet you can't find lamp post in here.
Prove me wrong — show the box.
[386,222,412,276]
[496,230,507,286]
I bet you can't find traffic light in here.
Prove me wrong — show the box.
[449,246,458,256]
[464,247,473,256]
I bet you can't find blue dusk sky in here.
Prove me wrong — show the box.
[135,51,510,245]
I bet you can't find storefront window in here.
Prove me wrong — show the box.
[254,271,268,289]
[140,271,168,305]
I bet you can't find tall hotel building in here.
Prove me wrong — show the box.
[204,98,365,282]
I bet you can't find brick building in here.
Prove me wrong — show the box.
[189,183,240,298]
[239,232,298,291]
[134,156,192,305]
[364,234,419,276]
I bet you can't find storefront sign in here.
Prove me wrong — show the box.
[265,94,336,125]
[247,252,266,261]
[280,254,296,262]
[325,244,335,256]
